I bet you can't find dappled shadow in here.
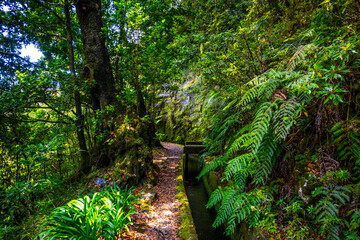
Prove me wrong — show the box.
[124,143,183,240]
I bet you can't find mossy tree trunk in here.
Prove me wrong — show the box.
[75,0,117,167]
[75,0,116,109]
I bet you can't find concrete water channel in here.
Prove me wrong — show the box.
[183,142,230,240]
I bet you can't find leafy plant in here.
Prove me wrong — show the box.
[331,120,360,179]
[38,184,136,240]
[312,186,351,240]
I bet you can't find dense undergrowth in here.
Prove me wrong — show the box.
[1,0,360,239]
[1,0,169,238]
[170,0,360,239]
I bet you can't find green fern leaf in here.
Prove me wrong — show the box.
[207,187,224,209]
[224,153,253,180]
[273,98,299,142]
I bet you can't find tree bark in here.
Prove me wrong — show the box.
[64,1,91,174]
[75,0,117,167]
[135,52,147,118]
[114,2,127,91]
[75,0,116,110]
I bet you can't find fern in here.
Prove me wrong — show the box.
[198,155,228,178]
[207,186,224,209]
[312,186,351,240]
[211,187,267,235]
[331,120,360,179]
[226,124,251,154]
[287,44,314,71]
[239,78,265,106]
[204,107,244,157]
[239,70,284,107]
[223,153,253,180]
[253,136,278,185]
[273,98,300,142]
[250,101,277,152]
[213,187,240,228]
[233,171,247,189]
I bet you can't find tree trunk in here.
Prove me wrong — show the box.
[75,0,117,167]
[75,0,116,110]
[64,1,91,174]
[135,54,147,118]
[114,3,127,91]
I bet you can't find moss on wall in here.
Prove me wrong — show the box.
[176,154,199,240]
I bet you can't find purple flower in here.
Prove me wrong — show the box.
[96,178,105,186]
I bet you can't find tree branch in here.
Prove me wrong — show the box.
[4,116,71,124]
[0,50,40,67]
[31,0,65,24]
[43,101,75,122]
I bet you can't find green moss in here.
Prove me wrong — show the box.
[203,171,221,212]
[136,188,157,211]
[176,154,198,240]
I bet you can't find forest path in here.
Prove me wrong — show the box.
[125,142,183,240]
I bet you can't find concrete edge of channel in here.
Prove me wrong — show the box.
[176,153,199,240]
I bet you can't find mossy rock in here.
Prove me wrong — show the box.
[136,188,157,211]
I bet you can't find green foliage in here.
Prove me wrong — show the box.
[207,185,274,235]
[331,120,360,178]
[38,184,136,240]
[182,0,360,238]
[312,186,351,239]
[1,0,360,238]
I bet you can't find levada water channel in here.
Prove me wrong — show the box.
[183,147,230,240]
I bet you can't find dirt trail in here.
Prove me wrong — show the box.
[125,142,183,240]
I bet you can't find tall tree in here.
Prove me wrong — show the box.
[64,0,91,174]
[75,0,118,167]
[75,0,116,111]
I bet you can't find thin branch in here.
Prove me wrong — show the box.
[4,116,71,124]
[31,0,65,24]
[0,50,41,67]
[43,101,75,122]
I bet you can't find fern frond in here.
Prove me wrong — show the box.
[273,98,300,142]
[223,98,238,111]
[206,109,243,156]
[225,215,237,235]
[233,172,247,189]
[226,125,251,154]
[207,186,224,209]
[213,187,239,228]
[253,137,278,185]
[331,120,360,179]
[330,186,351,204]
[312,186,350,239]
[224,153,253,180]
[250,101,276,152]
[239,71,283,107]
[199,155,229,178]
[330,121,346,133]
[287,44,312,71]
[239,84,262,106]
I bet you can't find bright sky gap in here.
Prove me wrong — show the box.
[20,44,43,62]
